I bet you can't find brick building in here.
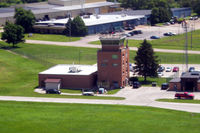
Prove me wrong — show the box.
[39,64,97,89]
[97,36,129,89]
[169,72,200,92]
[38,36,130,90]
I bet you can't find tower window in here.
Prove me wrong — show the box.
[101,63,107,67]
[112,54,118,59]
[112,63,118,67]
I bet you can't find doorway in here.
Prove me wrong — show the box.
[185,81,195,92]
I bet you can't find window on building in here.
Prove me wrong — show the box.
[112,54,118,59]
[112,63,118,67]
[101,63,107,67]
[103,59,108,62]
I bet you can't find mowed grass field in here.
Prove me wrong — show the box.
[90,29,200,51]
[1,42,200,65]
[0,101,200,133]
[25,33,81,42]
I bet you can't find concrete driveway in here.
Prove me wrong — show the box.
[1,86,200,113]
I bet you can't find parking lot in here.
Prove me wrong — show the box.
[126,19,200,40]
[130,64,200,78]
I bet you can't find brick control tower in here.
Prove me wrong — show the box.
[97,36,129,89]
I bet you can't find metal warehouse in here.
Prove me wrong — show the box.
[34,14,146,34]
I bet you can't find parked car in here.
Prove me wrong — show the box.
[124,26,133,30]
[121,33,131,37]
[137,30,142,34]
[158,66,165,72]
[82,91,94,96]
[175,92,194,99]
[157,72,164,77]
[128,32,134,36]
[163,32,176,36]
[173,67,179,72]
[133,81,141,88]
[150,36,160,39]
[46,89,61,94]
[164,22,170,25]
[189,67,195,72]
[161,83,169,90]
[165,67,172,72]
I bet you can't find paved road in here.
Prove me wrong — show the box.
[26,37,200,54]
[1,87,200,113]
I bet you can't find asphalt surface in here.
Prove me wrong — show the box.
[1,87,200,113]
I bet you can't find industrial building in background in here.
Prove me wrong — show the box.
[38,35,129,90]
[0,0,119,25]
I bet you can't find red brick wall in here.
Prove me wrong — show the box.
[39,72,97,89]
[169,82,181,91]
[197,82,200,91]
[97,45,129,88]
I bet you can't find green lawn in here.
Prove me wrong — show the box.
[1,41,200,65]
[90,29,200,51]
[157,99,200,104]
[0,101,200,133]
[138,77,170,87]
[25,33,80,42]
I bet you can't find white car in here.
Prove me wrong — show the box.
[165,67,172,72]
[82,91,94,96]
[157,72,164,77]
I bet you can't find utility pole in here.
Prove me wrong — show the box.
[191,24,193,49]
[182,20,188,72]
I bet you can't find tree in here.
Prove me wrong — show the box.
[63,17,73,36]
[14,7,36,33]
[71,16,88,36]
[150,7,172,25]
[134,40,159,82]
[150,8,160,25]
[194,2,200,15]
[1,22,25,47]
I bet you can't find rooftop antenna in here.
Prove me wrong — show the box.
[182,19,189,72]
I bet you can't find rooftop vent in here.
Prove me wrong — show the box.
[69,66,81,73]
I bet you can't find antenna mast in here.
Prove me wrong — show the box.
[182,19,189,72]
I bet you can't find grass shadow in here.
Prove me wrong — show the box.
[0,42,20,50]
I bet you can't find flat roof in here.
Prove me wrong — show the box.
[181,72,200,79]
[169,78,181,83]
[39,64,97,75]
[0,1,117,18]
[36,14,145,26]
[104,9,151,16]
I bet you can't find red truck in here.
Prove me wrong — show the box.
[175,92,194,99]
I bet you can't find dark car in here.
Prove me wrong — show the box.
[189,67,195,72]
[161,83,169,90]
[150,36,160,39]
[124,26,133,30]
[128,32,134,36]
[158,66,165,72]
[133,81,141,88]
[137,30,142,34]
[46,89,61,94]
